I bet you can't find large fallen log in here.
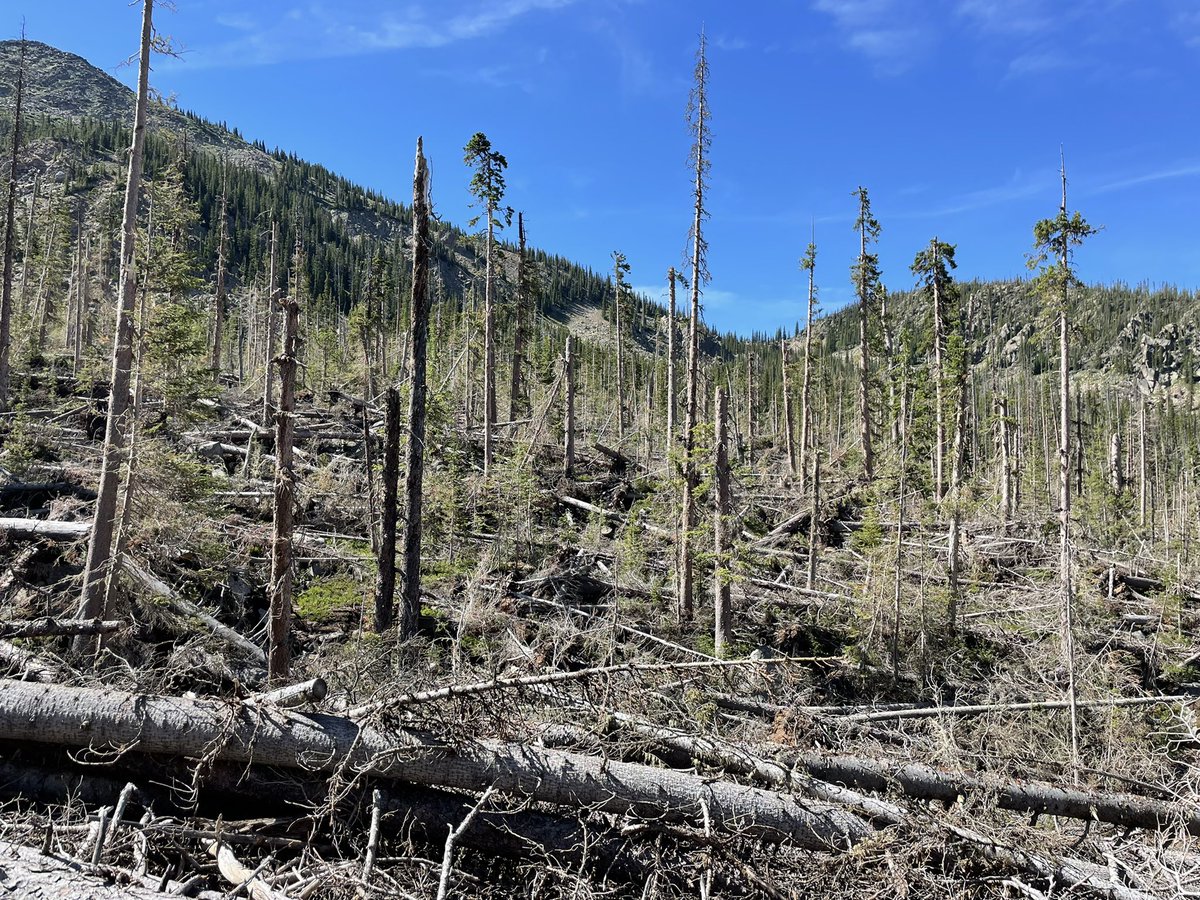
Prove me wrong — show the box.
[0,679,870,850]
[778,751,1200,836]
[0,617,124,639]
[0,517,92,539]
[0,755,658,887]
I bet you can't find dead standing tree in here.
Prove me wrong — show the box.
[74,0,154,642]
[210,177,228,374]
[375,387,400,632]
[399,137,432,640]
[0,31,25,411]
[678,31,711,627]
[268,241,302,682]
[713,385,732,653]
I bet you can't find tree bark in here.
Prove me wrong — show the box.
[0,34,24,411]
[777,751,1200,836]
[713,385,731,654]
[375,387,399,632]
[483,203,496,473]
[399,137,431,641]
[210,183,228,374]
[780,339,796,473]
[268,265,300,683]
[0,679,871,851]
[74,0,153,639]
[508,212,527,421]
[261,221,278,427]
[563,334,575,477]
[665,267,677,449]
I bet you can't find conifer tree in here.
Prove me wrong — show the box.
[911,237,957,500]
[1029,151,1098,771]
[851,187,881,480]
[463,132,512,474]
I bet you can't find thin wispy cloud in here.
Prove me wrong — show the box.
[167,0,577,70]
[1087,161,1200,196]
[810,0,934,75]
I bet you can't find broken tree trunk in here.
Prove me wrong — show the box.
[399,137,431,641]
[0,618,123,639]
[0,679,870,850]
[74,0,154,639]
[268,280,300,683]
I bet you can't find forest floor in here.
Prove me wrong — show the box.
[1,362,1199,899]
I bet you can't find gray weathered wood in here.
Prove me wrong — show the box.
[0,679,869,850]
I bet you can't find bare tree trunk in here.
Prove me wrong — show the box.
[665,267,677,450]
[508,212,526,421]
[932,251,946,501]
[713,386,731,654]
[563,334,575,477]
[857,209,874,480]
[744,354,754,464]
[807,450,820,591]
[375,387,399,632]
[0,35,25,410]
[483,205,496,474]
[678,269,700,626]
[399,138,431,641]
[17,173,36,317]
[799,248,816,490]
[614,267,625,443]
[1139,399,1148,527]
[781,339,796,474]
[74,1,153,639]
[1058,164,1079,776]
[0,679,872,851]
[210,183,228,374]
[1109,429,1124,494]
[97,222,154,641]
[261,221,278,426]
[268,263,300,683]
[679,35,709,628]
[998,398,1012,529]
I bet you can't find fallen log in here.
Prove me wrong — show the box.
[0,755,657,887]
[777,751,1200,836]
[0,517,91,540]
[0,617,124,639]
[120,559,266,665]
[0,679,870,850]
[555,495,670,537]
[0,840,224,900]
[0,640,60,681]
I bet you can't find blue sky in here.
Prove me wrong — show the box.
[9,1,1200,335]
